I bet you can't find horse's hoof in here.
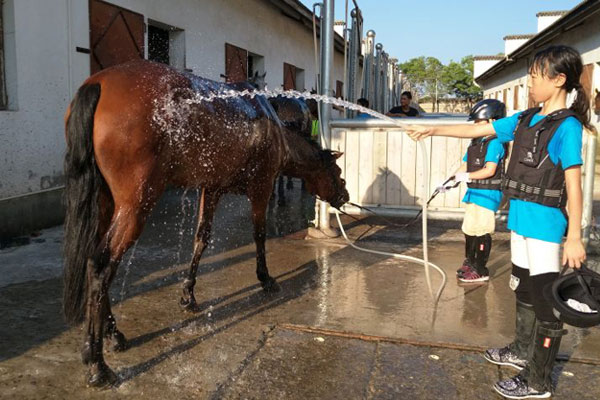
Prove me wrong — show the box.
[106,330,128,352]
[86,363,118,388]
[179,297,200,312]
[81,342,92,365]
[261,278,281,293]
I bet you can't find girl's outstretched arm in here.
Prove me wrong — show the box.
[404,123,496,140]
[563,165,586,269]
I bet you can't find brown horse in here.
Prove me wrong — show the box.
[62,60,348,387]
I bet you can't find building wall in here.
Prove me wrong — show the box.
[537,15,563,33]
[0,0,348,238]
[504,38,529,55]
[474,59,501,79]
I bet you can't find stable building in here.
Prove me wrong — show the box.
[0,0,352,240]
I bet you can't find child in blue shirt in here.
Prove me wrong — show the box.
[452,99,507,283]
[405,45,591,399]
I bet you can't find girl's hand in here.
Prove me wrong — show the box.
[404,125,433,141]
[562,237,586,269]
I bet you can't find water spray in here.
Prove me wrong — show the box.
[176,86,448,303]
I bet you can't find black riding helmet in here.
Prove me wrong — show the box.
[468,99,507,121]
[543,264,600,328]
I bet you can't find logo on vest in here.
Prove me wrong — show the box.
[474,158,482,166]
[524,151,534,164]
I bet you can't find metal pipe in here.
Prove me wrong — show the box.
[582,130,597,246]
[319,0,335,231]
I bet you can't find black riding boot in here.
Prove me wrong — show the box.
[484,299,536,370]
[457,234,477,276]
[494,320,567,399]
[473,233,492,276]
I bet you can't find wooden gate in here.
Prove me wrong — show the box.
[89,0,144,74]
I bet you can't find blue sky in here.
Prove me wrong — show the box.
[299,0,582,64]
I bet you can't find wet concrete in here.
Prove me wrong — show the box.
[1,182,599,399]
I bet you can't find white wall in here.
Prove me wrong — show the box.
[0,0,90,199]
[537,15,563,33]
[474,59,502,79]
[504,38,530,55]
[0,0,347,200]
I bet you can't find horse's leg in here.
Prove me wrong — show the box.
[103,305,128,352]
[277,175,286,206]
[82,185,161,386]
[90,188,129,353]
[248,187,280,293]
[180,188,221,311]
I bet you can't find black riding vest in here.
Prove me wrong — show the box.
[503,107,578,208]
[466,137,506,190]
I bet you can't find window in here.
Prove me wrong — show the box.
[148,20,185,70]
[0,3,6,110]
[148,25,169,65]
[248,52,265,80]
[336,80,344,99]
[513,85,519,110]
[502,88,507,104]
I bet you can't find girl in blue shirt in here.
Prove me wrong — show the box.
[405,45,592,399]
[452,99,507,283]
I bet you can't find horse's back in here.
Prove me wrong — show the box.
[80,60,286,191]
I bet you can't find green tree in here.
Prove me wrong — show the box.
[441,56,482,104]
[399,56,447,102]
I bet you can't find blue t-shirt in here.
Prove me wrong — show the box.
[492,111,583,243]
[462,138,505,212]
[355,112,371,119]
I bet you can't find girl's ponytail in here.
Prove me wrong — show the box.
[570,82,594,132]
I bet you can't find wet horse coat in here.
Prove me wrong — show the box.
[62,60,347,386]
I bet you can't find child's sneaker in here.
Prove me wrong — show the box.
[456,259,473,277]
[484,345,527,370]
[458,269,489,283]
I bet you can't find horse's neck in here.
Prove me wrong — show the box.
[282,131,320,178]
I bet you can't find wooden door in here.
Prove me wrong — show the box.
[225,43,248,82]
[89,0,144,74]
[283,63,297,90]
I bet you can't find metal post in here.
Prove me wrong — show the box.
[363,30,375,108]
[582,131,597,247]
[346,7,361,118]
[318,0,334,232]
[374,43,382,112]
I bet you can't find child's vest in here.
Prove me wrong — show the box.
[466,137,506,190]
[503,107,577,208]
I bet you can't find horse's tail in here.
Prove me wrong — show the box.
[62,83,103,325]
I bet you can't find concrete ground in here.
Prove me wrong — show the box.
[1,182,599,399]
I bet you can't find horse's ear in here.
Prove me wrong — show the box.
[253,71,259,78]
[261,71,267,78]
[331,151,344,160]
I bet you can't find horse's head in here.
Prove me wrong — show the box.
[248,71,267,90]
[304,149,349,209]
